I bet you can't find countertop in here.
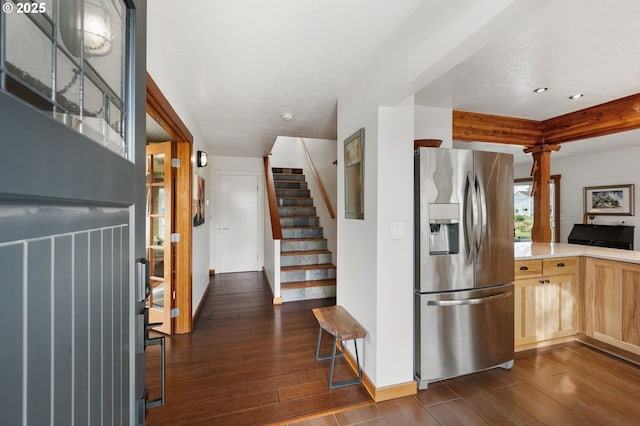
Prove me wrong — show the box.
[514,242,640,264]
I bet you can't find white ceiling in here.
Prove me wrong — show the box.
[147,0,424,156]
[147,0,640,158]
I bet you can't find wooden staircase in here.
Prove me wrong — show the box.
[273,167,336,302]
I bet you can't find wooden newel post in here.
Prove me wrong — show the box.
[524,144,560,243]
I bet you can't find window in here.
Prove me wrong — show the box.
[514,175,561,242]
[1,0,128,157]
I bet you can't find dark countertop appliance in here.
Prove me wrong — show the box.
[567,224,635,250]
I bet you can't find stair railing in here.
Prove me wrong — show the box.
[264,156,282,239]
[300,138,336,219]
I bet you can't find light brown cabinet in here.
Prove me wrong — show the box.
[584,257,640,355]
[514,257,577,349]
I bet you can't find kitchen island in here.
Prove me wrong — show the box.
[513,242,640,364]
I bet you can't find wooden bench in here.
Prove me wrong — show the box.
[312,305,366,388]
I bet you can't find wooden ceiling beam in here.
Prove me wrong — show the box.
[452,92,640,148]
[452,110,542,146]
[541,93,640,144]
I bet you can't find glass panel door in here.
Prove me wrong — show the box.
[146,142,174,334]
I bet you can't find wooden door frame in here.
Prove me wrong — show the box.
[147,72,194,334]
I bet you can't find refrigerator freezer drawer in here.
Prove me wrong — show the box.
[414,284,514,388]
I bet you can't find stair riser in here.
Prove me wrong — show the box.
[279,217,319,227]
[277,197,313,206]
[274,181,308,189]
[282,228,323,239]
[281,240,327,252]
[276,189,310,197]
[278,206,316,217]
[273,168,303,175]
[281,268,336,283]
[281,253,332,267]
[273,174,305,181]
[281,285,336,303]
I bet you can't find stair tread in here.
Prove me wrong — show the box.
[277,196,312,199]
[281,237,326,241]
[281,279,336,290]
[282,226,322,229]
[281,250,331,256]
[279,215,319,219]
[282,263,336,271]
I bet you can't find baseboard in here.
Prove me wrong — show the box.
[261,267,282,305]
[192,280,211,328]
[515,335,576,352]
[576,333,640,365]
[342,345,417,402]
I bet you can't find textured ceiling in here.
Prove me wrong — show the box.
[415,0,640,120]
[147,0,424,157]
[147,0,640,158]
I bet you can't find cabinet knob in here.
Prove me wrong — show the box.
[539,280,545,284]
[545,279,550,283]
[557,262,565,267]
[519,266,529,271]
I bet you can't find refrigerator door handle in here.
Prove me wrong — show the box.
[463,171,476,259]
[475,175,486,252]
[426,290,512,306]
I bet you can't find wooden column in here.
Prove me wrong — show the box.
[524,144,560,242]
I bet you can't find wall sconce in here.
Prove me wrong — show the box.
[197,150,208,167]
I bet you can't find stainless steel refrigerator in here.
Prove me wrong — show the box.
[414,147,514,390]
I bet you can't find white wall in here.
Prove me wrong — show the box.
[515,146,640,249]
[375,96,415,385]
[337,0,543,388]
[270,137,338,260]
[414,105,453,148]
[148,17,215,319]
[191,145,211,316]
[207,156,265,271]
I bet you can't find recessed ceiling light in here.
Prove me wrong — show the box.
[569,93,583,100]
[533,87,548,93]
[281,112,294,121]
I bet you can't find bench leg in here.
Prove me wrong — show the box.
[315,326,344,361]
[328,337,362,388]
[315,326,363,388]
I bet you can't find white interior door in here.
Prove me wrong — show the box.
[218,174,259,272]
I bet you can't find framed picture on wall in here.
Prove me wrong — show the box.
[584,184,635,216]
[344,128,364,219]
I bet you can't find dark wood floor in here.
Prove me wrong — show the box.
[287,341,640,426]
[147,272,640,426]
[146,272,371,425]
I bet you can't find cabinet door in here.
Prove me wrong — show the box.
[588,259,622,341]
[514,278,542,347]
[541,274,576,340]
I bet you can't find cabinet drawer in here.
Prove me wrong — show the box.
[543,257,577,276]
[515,259,543,278]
